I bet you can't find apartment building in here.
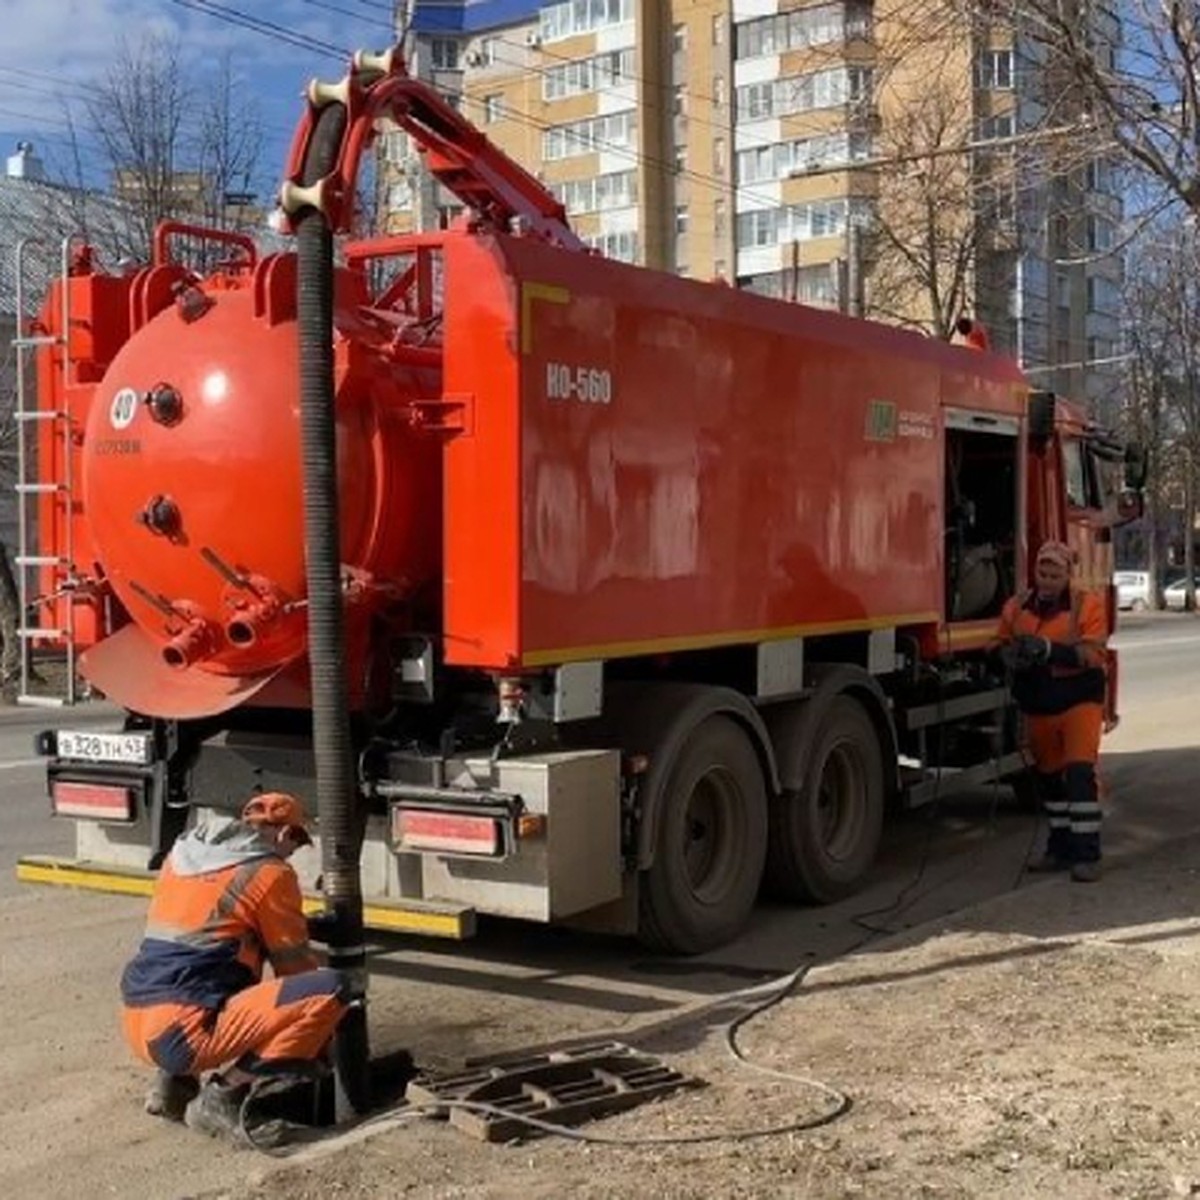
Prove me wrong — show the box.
[383,1,1123,407]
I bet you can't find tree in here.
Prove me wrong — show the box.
[863,67,996,338]
[84,34,194,261]
[1120,220,1200,606]
[993,0,1200,218]
[197,53,265,234]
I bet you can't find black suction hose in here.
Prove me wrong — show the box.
[295,100,371,1118]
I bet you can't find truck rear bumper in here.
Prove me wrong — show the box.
[15,854,476,939]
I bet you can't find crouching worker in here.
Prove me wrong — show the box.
[120,792,348,1139]
[991,540,1109,882]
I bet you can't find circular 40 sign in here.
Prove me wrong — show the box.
[109,387,139,430]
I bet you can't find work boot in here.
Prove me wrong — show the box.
[1027,852,1070,874]
[184,1076,250,1142]
[144,1070,199,1121]
[1070,861,1102,883]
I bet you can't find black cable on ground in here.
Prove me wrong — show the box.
[241,961,850,1157]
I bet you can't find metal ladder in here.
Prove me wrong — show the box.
[12,236,78,706]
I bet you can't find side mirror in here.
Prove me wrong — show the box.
[1124,443,1148,491]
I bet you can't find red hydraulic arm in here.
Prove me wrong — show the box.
[278,45,586,252]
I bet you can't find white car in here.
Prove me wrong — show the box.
[1162,576,1200,611]
[1115,570,1153,611]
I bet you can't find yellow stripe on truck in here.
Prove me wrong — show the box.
[16,855,475,939]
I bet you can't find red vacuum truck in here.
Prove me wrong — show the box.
[15,51,1142,953]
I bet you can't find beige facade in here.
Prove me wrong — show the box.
[381,0,1122,404]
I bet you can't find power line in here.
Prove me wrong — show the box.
[292,0,393,31]
[163,0,351,59]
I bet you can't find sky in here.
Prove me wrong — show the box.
[0,0,399,197]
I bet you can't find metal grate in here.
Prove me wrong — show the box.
[406,1041,700,1143]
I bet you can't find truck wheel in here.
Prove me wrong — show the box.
[764,695,884,903]
[639,716,767,955]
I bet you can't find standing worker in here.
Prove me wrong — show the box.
[993,540,1109,881]
[120,792,349,1139]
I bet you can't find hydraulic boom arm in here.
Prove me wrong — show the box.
[279,45,586,252]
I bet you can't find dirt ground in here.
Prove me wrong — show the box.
[7,641,1200,1199]
[194,839,1200,1200]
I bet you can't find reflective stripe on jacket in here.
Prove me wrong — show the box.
[121,836,316,1010]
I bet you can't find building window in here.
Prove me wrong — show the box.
[712,14,725,45]
[674,142,687,172]
[1087,216,1115,252]
[734,199,873,248]
[714,137,726,176]
[541,0,635,43]
[735,66,873,122]
[675,205,689,233]
[714,198,726,237]
[713,75,726,108]
[734,3,871,60]
[673,85,687,116]
[543,49,636,101]
[673,23,687,53]
[551,170,639,215]
[975,49,1014,89]
[543,110,637,160]
[736,131,872,184]
[737,265,838,306]
[430,38,460,70]
[588,229,639,262]
[976,114,1014,141]
[1086,275,1120,314]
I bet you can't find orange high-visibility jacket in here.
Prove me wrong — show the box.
[121,823,317,1011]
[994,587,1107,715]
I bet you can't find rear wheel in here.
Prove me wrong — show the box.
[764,695,884,903]
[639,716,768,955]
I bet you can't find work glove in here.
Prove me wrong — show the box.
[998,634,1049,672]
[306,910,340,944]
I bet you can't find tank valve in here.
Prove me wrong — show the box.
[137,495,181,538]
[225,597,282,648]
[144,383,183,426]
[161,619,215,670]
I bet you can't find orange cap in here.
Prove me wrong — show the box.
[242,791,312,846]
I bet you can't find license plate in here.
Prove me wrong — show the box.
[55,730,152,765]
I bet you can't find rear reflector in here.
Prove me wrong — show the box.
[393,808,503,857]
[52,781,136,822]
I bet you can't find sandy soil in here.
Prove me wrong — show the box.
[6,636,1200,1199]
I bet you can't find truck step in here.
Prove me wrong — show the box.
[406,1041,700,1142]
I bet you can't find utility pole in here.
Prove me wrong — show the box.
[846,222,864,318]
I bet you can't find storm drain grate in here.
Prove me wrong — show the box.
[406,1041,700,1142]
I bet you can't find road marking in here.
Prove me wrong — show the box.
[0,759,41,771]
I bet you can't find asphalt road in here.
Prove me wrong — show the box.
[3,615,1200,1200]
[2,611,1198,977]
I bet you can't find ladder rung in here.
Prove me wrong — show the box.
[18,628,65,639]
[15,410,67,422]
[12,335,61,348]
[15,483,64,494]
[15,555,67,566]
[17,694,66,708]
